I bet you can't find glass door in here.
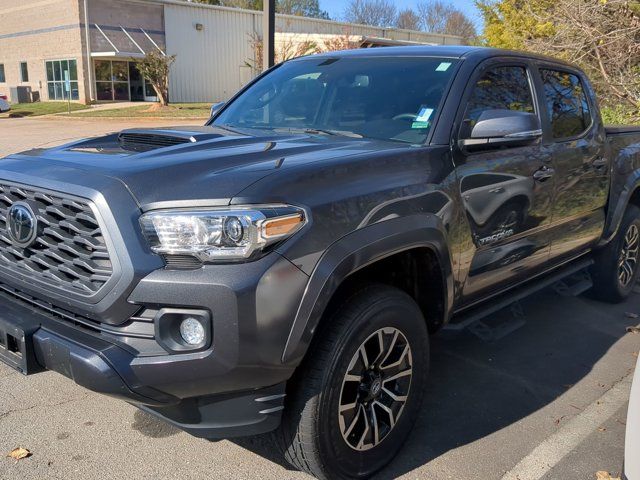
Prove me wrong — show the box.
[94,60,130,101]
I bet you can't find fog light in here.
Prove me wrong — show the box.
[179,317,205,345]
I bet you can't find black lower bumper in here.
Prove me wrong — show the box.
[0,289,287,438]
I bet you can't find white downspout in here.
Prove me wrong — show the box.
[83,0,94,103]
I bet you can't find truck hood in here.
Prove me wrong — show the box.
[0,125,406,208]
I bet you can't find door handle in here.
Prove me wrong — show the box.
[489,187,505,194]
[592,157,608,171]
[533,166,555,182]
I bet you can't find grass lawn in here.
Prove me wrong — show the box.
[70,103,211,118]
[0,102,89,118]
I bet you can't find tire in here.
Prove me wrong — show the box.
[274,285,429,479]
[591,204,640,303]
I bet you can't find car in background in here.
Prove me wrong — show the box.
[625,353,640,479]
[0,95,10,113]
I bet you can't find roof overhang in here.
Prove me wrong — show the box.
[91,51,146,59]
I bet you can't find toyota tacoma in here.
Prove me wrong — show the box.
[1,46,640,479]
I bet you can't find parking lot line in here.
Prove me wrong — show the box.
[502,373,633,480]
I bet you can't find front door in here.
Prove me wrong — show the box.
[455,62,555,303]
[537,67,609,261]
[129,63,145,101]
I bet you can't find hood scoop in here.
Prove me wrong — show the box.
[117,127,228,153]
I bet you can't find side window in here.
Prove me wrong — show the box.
[463,66,535,128]
[540,69,592,139]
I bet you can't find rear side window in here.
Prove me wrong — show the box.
[540,69,592,139]
[464,66,535,124]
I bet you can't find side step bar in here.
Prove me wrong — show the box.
[445,257,594,332]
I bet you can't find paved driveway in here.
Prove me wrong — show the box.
[0,117,639,480]
[0,116,204,158]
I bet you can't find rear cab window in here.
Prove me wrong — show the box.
[539,69,593,140]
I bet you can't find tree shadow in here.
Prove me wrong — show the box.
[233,286,637,478]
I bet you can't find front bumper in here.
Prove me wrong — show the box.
[0,252,309,438]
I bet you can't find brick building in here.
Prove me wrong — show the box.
[0,0,463,104]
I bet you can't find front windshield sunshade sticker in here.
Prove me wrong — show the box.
[412,107,434,129]
[436,62,452,72]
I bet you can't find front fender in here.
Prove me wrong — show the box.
[281,214,454,364]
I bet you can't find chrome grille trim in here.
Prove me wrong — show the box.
[0,182,113,297]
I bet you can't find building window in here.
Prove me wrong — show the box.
[20,62,29,82]
[0,64,5,83]
[45,60,79,101]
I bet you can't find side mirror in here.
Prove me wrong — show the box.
[209,101,225,119]
[460,109,542,149]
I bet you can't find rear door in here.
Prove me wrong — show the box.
[454,60,555,303]
[536,67,609,260]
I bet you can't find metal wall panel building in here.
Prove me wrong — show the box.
[163,1,463,103]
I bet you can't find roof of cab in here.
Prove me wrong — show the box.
[301,45,576,69]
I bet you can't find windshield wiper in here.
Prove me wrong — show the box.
[303,128,363,138]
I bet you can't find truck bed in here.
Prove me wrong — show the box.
[606,125,640,135]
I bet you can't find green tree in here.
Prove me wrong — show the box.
[475,0,554,49]
[135,51,176,107]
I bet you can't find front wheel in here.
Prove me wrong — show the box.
[274,285,429,479]
[591,205,640,303]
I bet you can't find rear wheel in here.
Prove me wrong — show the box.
[274,285,429,479]
[591,205,640,303]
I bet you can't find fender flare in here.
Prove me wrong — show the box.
[601,169,640,246]
[281,214,454,364]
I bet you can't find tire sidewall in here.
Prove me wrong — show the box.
[315,292,429,479]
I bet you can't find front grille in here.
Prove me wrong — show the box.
[118,132,193,152]
[0,183,113,296]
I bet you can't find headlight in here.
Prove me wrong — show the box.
[140,205,306,263]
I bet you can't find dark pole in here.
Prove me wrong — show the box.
[262,0,275,71]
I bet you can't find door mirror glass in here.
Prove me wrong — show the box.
[210,101,225,119]
[461,109,542,149]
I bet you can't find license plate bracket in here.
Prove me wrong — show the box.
[0,317,43,375]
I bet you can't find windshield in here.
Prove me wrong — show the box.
[214,56,459,144]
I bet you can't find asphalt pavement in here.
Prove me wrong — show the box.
[0,117,638,480]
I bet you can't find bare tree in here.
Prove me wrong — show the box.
[246,33,319,74]
[525,0,640,109]
[445,10,477,42]
[322,33,360,52]
[416,0,477,42]
[396,8,421,30]
[344,0,397,27]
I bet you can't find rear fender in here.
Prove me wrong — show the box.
[601,142,640,245]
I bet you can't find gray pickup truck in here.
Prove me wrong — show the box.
[1,46,640,479]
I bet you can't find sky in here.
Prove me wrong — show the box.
[319,0,484,30]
